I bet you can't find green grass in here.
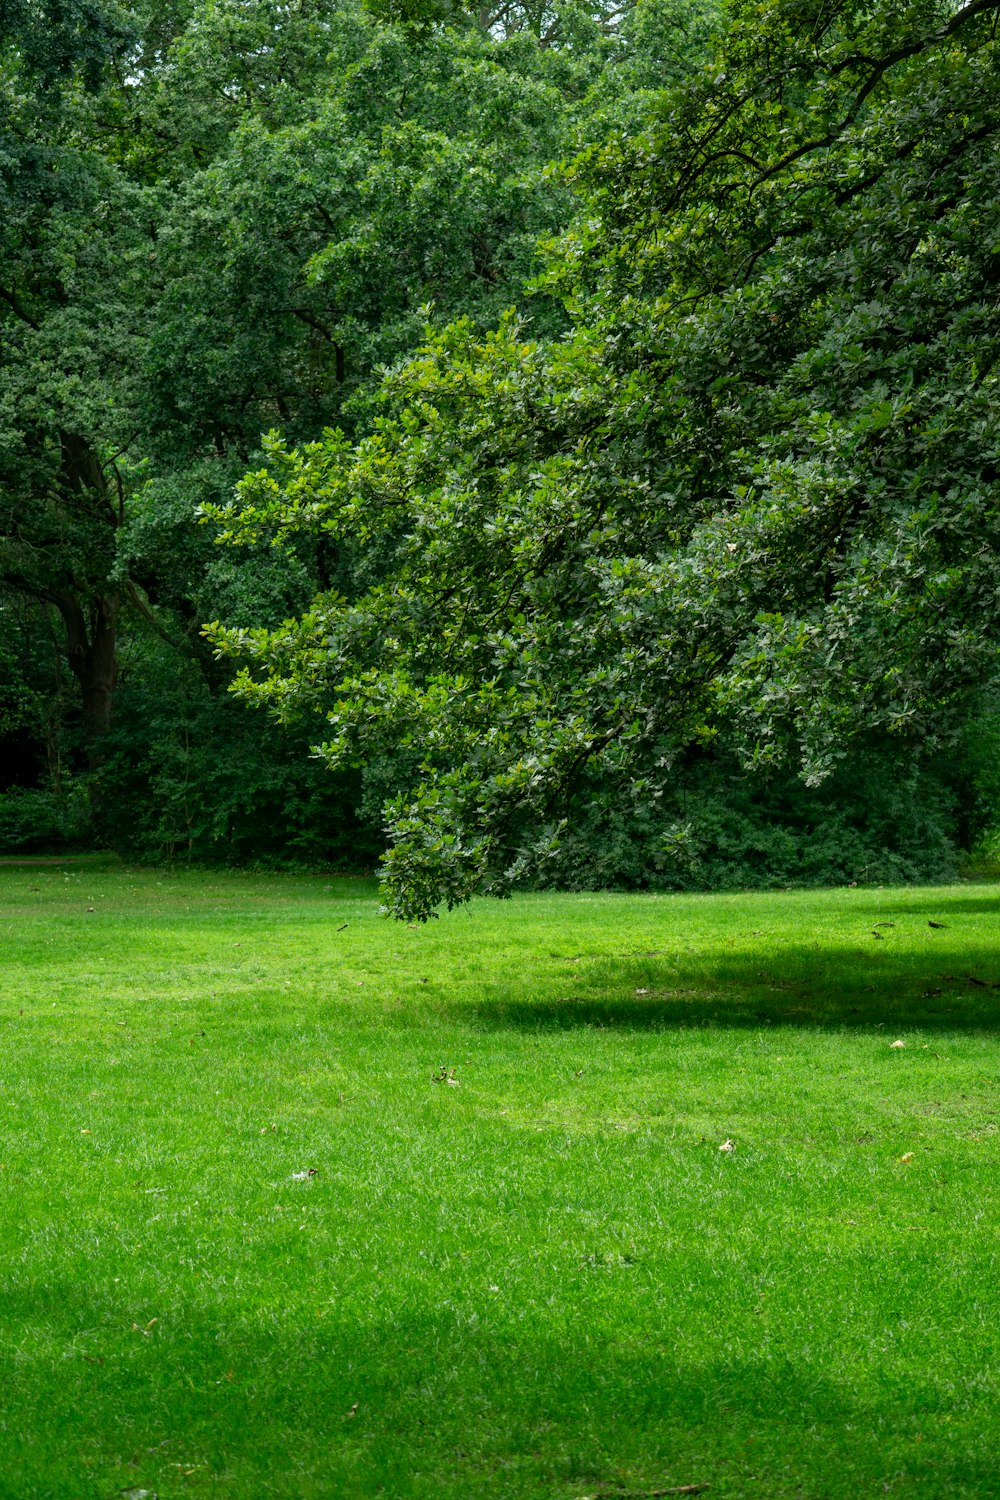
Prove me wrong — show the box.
[1,870,999,1499]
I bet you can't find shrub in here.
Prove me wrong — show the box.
[0,784,91,854]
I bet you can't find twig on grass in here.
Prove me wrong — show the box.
[578,1485,710,1499]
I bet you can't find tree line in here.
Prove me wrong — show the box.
[2,0,999,904]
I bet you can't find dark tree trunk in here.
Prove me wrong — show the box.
[52,431,121,751]
[2,433,123,753]
[55,589,119,747]
[59,430,110,502]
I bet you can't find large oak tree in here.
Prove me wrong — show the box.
[209,0,1000,916]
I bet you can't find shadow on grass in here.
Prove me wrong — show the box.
[1,1285,994,1499]
[467,922,1000,1036]
[842,890,1000,918]
[470,985,1000,1035]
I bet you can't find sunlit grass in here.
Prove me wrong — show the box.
[1,869,998,1498]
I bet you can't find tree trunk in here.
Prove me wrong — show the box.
[55,589,119,749]
[51,431,120,749]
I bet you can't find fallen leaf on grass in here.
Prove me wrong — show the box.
[344,1402,358,1419]
[890,1040,906,1049]
[431,1067,458,1085]
[928,920,946,929]
[898,1152,914,1162]
[119,1490,157,1500]
[291,1169,317,1180]
[718,1139,736,1153]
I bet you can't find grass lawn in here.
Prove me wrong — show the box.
[1,868,998,1499]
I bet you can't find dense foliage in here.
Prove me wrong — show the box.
[2,0,999,898]
[208,0,1000,914]
[0,0,709,858]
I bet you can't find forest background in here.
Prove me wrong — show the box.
[2,0,999,897]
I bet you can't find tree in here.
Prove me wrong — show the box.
[2,0,676,771]
[208,0,1000,917]
[0,1,144,742]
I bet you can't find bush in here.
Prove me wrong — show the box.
[535,750,963,893]
[94,663,383,869]
[0,784,91,854]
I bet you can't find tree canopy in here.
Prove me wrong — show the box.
[2,0,745,864]
[1,0,699,741]
[207,0,1000,916]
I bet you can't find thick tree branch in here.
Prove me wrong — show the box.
[126,580,190,652]
[0,285,40,329]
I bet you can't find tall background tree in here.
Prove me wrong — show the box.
[0,0,141,742]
